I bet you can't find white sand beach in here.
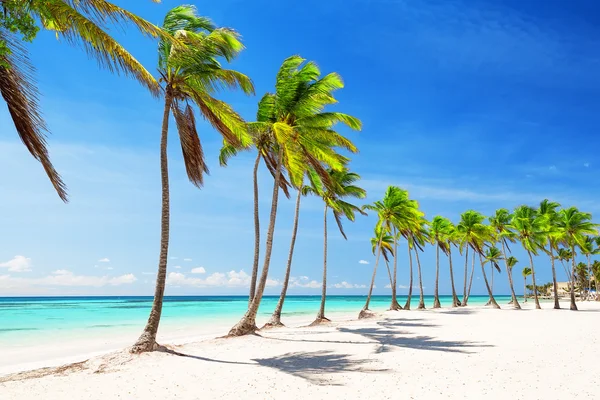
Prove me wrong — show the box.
[2,301,599,399]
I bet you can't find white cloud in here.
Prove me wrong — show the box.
[0,270,137,288]
[0,255,32,272]
[173,266,181,269]
[332,281,367,289]
[166,270,279,288]
[106,266,114,270]
[190,267,206,274]
[289,276,321,289]
[98,258,110,263]
[183,258,193,262]
[359,260,370,265]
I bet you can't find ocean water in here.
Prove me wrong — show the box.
[0,295,512,348]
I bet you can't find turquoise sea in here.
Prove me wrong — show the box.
[0,295,513,348]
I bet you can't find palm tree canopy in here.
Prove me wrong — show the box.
[556,247,573,263]
[370,226,394,262]
[456,210,490,254]
[489,208,517,251]
[483,246,503,273]
[430,216,453,255]
[506,256,518,269]
[522,267,532,278]
[158,5,254,188]
[555,207,598,250]
[510,205,546,256]
[363,186,422,236]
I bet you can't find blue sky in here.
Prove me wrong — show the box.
[1,0,599,296]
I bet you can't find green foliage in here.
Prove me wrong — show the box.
[483,246,503,273]
[456,210,491,254]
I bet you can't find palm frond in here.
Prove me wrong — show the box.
[172,102,208,186]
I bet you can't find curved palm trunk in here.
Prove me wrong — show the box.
[448,248,460,307]
[462,246,469,305]
[264,190,302,328]
[404,245,414,310]
[433,244,441,308]
[248,153,261,306]
[465,250,476,305]
[415,246,426,310]
[131,92,173,353]
[478,253,500,309]
[312,205,330,324]
[359,234,383,318]
[500,241,521,309]
[549,246,560,309]
[228,149,283,336]
[390,231,402,310]
[527,250,541,309]
[524,277,528,302]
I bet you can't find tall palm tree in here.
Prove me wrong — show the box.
[411,217,429,310]
[522,267,532,302]
[370,226,395,290]
[309,168,366,324]
[404,237,415,310]
[506,256,519,305]
[510,205,545,310]
[556,247,573,282]
[580,236,600,300]
[132,6,254,353]
[489,208,520,309]
[228,56,361,336]
[446,222,462,307]
[555,207,598,310]
[538,199,562,309]
[430,216,453,308]
[1,0,168,201]
[456,210,488,306]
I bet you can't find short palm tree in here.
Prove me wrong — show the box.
[489,209,520,309]
[430,216,453,308]
[538,199,562,309]
[456,211,488,306]
[592,260,600,300]
[575,262,589,298]
[556,247,573,281]
[555,207,598,310]
[0,0,167,201]
[506,256,519,305]
[482,246,502,307]
[580,236,600,300]
[370,226,395,289]
[510,205,545,310]
[132,6,254,353]
[522,267,532,302]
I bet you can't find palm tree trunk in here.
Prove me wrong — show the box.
[524,278,528,302]
[228,148,283,336]
[384,260,393,289]
[131,92,173,353]
[415,244,425,310]
[359,233,383,318]
[390,230,402,310]
[248,152,261,307]
[527,250,542,309]
[549,246,560,309]
[466,250,476,305]
[448,248,460,307]
[500,241,521,309]
[264,189,302,328]
[478,253,500,309]
[312,204,330,324]
[433,244,441,308]
[404,245,413,310]
[462,246,469,305]
[587,255,592,301]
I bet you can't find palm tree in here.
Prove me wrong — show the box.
[309,168,366,324]
[556,247,573,282]
[370,226,395,290]
[482,246,502,308]
[456,211,488,306]
[522,267,532,302]
[592,260,600,300]
[580,236,600,300]
[555,207,598,310]
[430,216,453,308]
[0,1,167,201]
[489,209,520,309]
[506,256,519,305]
[575,262,589,298]
[404,237,415,310]
[228,57,361,336]
[132,7,254,353]
[538,199,562,309]
[446,222,462,307]
[510,205,545,310]
[411,217,429,310]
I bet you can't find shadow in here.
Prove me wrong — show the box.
[163,348,253,366]
[377,320,439,328]
[437,309,476,315]
[253,350,387,386]
[257,330,413,346]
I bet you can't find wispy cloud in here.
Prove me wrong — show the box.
[0,255,32,272]
[289,276,320,289]
[98,258,110,263]
[183,258,192,262]
[167,270,279,288]
[358,260,369,265]
[0,270,136,288]
[190,267,206,274]
[331,281,367,289]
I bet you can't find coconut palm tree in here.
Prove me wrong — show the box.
[411,217,429,310]
[482,246,502,308]
[0,0,167,201]
[555,207,598,310]
[404,237,415,310]
[430,216,453,308]
[575,262,589,298]
[132,7,254,353]
[309,168,366,324]
[537,199,562,309]
[580,236,600,300]
[456,210,488,306]
[489,208,520,309]
[445,222,462,307]
[522,267,532,302]
[510,205,545,310]
[592,260,600,300]
[228,57,361,336]
[370,226,395,290]
[506,256,519,305]
[556,247,573,282]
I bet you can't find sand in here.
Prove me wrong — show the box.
[1,300,599,399]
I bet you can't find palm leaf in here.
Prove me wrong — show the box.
[172,102,208,187]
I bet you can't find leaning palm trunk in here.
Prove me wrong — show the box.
[312,204,331,324]
[404,246,414,310]
[462,246,469,305]
[359,234,383,319]
[131,91,173,353]
[527,250,542,309]
[264,190,302,328]
[228,150,283,336]
[433,244,441,308]
[549,246,560,309]
[465,250,476,305]
[390,231,402,310]
[248,153,261,306]
[415,246,426,310]
[448,248,460,307]
[478,253,500,309]
[501,241,521,309]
